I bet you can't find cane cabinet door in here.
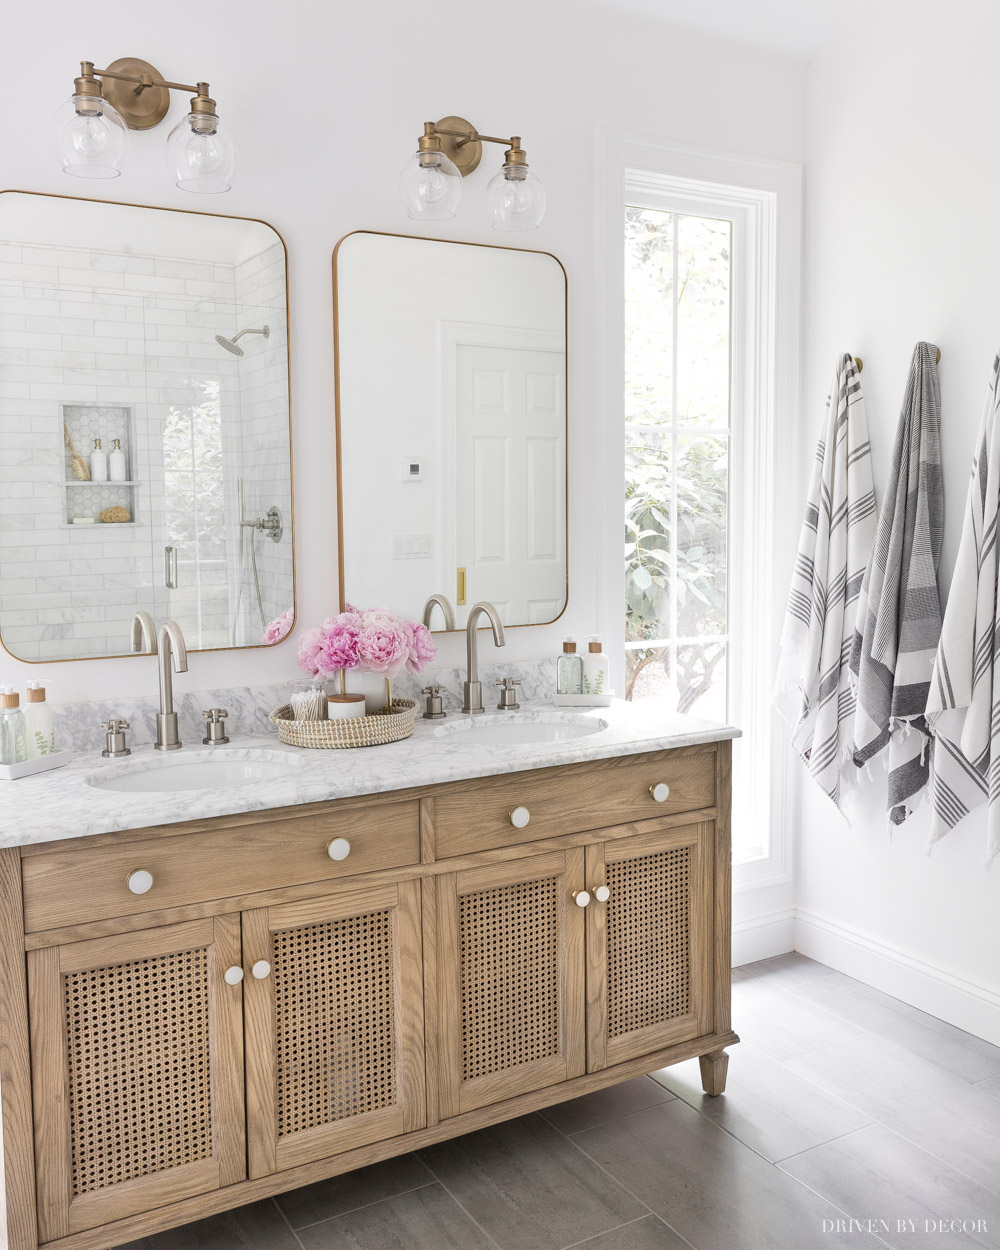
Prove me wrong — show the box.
[28,916,246,1242]
[435,848,587,1118]
[585,823,714,1073]
[242,879,425,1178]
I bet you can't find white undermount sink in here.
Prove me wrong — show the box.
[434,714,608,745]
[87,751,300,794]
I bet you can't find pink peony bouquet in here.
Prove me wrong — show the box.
[262,607,294,645]
[296,605,437,683]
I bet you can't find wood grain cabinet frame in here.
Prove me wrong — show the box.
[28,917,245,1242]
[0,741,736,1250]
[243,880,426,1178]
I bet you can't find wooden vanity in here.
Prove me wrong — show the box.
[0,740,737,1250]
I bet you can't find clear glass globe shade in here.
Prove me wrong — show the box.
[486,163,547,231]
[55,94,127,179]
[167,114,237,193]
[398,149,462,221]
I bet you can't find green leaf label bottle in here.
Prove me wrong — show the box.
[582,637,609,697]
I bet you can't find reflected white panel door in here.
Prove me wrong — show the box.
[454,344,565,623]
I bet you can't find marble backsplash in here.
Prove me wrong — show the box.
[54,657,559,753]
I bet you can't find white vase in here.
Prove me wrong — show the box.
[343,671,393,714]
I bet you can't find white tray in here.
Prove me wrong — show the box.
[0,751,73,781]
[552,692,614,707]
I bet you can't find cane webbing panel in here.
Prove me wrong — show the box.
[272,909,396,1138]
[64,946,213,1197]
[459,875,560,1083]
[607,847,691,1038]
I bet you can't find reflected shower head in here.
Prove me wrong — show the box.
[214,325,269,357]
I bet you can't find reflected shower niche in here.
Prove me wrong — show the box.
[0,192,294,663]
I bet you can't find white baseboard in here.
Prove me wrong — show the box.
[732,907,795,967]
[795,908,1000,1047]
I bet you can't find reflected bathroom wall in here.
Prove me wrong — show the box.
[0,195,293,662]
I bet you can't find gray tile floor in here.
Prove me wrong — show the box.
[120,954,1000,1250]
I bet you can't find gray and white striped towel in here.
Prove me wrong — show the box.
[775,353,877,811]
[926,351,1000,866]
[850,343,943,824]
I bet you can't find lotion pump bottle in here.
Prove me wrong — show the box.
[108,438,127,483]
[556,636,584,695]
[0,688,26,765]
[24,681,55,758]
[583,637,609,697]
[89,438,108,483]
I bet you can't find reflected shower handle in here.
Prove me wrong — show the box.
[164,546,178,590]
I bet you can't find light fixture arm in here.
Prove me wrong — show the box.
[72,58,218,132]
[419,116,529,178]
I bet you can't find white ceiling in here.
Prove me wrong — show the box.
[596,0,863,60]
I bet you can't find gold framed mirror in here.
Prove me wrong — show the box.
[0,190,294,662]
[333,230,567,632]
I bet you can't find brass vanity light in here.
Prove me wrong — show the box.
[398,116,547,230]
[55,58,238,192]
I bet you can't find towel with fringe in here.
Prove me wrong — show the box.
[926,350,1000,865]
[774,353,876,811]
[849,342,943,824]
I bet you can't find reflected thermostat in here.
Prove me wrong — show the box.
[400,457,424,482]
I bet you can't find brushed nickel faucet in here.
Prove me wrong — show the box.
[130,610,157,655]
[463,602,505,715]
[155,621,188,751]
[422,593,456,631]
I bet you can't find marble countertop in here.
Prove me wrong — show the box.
[0,700,739,849]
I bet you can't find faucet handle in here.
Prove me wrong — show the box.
[101,720,131,759]
[496,678,521,711]
[421,685,447,721]
[202,708,230,746]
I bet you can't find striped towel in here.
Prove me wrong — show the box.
[775,354,877,811]
[926,351,1000,865]
[850,343,943,824]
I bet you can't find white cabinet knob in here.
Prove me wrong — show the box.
[126,869,154,895]
[509,806,531,829]
[251,960,271,980]
[594,884,610,903]
[649,782,670,803]
[224,966,244,986]
[327,838,351,861]
[573,889,591,908]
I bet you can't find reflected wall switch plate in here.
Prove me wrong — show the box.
[392,534,432,560]
[401,457,424,482]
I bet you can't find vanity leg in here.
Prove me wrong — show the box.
[699,1048,729,1096]
[0,848,39,1249]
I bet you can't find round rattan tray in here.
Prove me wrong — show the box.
[269,699,418,749]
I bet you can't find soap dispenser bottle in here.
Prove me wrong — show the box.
[583,637,609,697]
[90,438,108,483]
[108,438,127,483]
[24,681,55,758]
[0,688,27,765]
[556,636,584,695]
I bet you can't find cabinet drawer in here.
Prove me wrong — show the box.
[432,748,716,859]
[21,800,419,933]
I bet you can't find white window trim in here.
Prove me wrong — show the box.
[595,132,802,892]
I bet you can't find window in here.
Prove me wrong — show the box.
[598,137,800,883]
[624,207,731,724]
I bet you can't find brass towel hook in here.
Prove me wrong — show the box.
[854,347,941,375]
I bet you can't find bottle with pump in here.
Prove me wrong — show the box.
[583,636,609,697]
[90,438,108,483]
[24,681,55,758]
[108,438,127,483]
[0,688,27,765]
[556,636,584,695]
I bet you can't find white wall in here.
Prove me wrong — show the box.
[0,0,804,705]
[798,1,1000,1040]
